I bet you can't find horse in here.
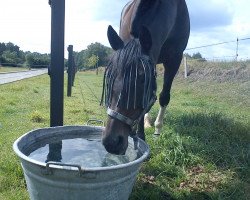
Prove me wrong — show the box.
[101,0,190,155]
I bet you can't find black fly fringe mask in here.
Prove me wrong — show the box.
[101,39,157,110]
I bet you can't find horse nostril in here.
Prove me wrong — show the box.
[110,135,124,149]
[102,135,125,155]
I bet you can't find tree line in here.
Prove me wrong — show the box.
[184,52,206,61]
[0,42,112,70]
[0,41,206,69]
[0,42,50,68]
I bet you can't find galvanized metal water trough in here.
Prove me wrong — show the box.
[13,126,149,200]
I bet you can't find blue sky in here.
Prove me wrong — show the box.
[0,0,249,60]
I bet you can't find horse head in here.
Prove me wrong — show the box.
[101,25,157,155]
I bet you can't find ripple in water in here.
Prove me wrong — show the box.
[27,137,139,168]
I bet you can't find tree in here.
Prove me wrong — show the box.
[5,42,19,54]
[184,53,192,59]
[192,52,203,60]
[183,52,206,62]
[25,52,50,68]
[86,54,99,69]
[0,42,26,65]
[85,42,112,66]
[1,50,19,65]
[73,42,112,70]
[0,43,6,55]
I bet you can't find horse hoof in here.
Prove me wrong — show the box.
[153,133,160,142]
[153,129,161,136]
[153,133,161,137]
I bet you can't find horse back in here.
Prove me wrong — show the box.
[119,0,190,63]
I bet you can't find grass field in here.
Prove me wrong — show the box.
[0,63,249,199]
[0,66,29,73]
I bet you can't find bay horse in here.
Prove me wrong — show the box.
[101,0,190,155]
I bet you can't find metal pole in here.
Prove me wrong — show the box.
[67,45,73,97]
[49,0,65,127]
[72,60,76,86]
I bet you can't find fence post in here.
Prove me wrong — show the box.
[235,37,239,62]
[184,56,188,78]
[96,62,99,75]
[67,45,73,97]
[72,60,76,86]
[49,0,65,127]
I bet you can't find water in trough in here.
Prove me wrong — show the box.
[27,137,139,167]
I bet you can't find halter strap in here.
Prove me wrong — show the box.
[107,95,157,129]
[107,108,137,127]
[107,95,156,150]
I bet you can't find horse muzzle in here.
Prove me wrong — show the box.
[102,134,128,155]
[102,119,130,155]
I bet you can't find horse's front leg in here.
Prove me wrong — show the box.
[136,116,145,141]
[144,113,152,128]
[154,53,182,135]
[154,106,167,135]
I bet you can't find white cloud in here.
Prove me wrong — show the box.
[186,0,250,59]
[0,0,51,53]
[187,0,233,31]
[65,0,124,53]
[0,0,249,60]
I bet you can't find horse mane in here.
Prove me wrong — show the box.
[101,39,156,110]
[109,39,142,73]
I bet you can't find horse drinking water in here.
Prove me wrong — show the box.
[101,0,190,155]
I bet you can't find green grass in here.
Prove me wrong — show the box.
[130,77,249,200]
[0,66,29,73]
[0,67,249,200]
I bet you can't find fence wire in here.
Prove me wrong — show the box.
[185,36,250,61]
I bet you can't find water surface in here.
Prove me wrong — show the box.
[27,137,139,168]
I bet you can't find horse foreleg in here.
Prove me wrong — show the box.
[154,106,167,135]
[144,113,152,128]
[154,53,183,135]
[137,116,145,141]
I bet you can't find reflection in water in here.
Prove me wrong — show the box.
[46,142,62,163]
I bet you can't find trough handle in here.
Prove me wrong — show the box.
[46,162,82,176]
[45,162,97,178]
[86,119,104,127]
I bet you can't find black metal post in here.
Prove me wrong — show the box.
[72,60,76,86]
[49,0,65,127]
[67,45,73,97]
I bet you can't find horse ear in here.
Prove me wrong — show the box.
[139,26,152,54]
[107,25,124,51]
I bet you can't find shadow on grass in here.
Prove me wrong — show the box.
[130,111,249,200]
[168,112,249,175]
[129,177,174,200]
